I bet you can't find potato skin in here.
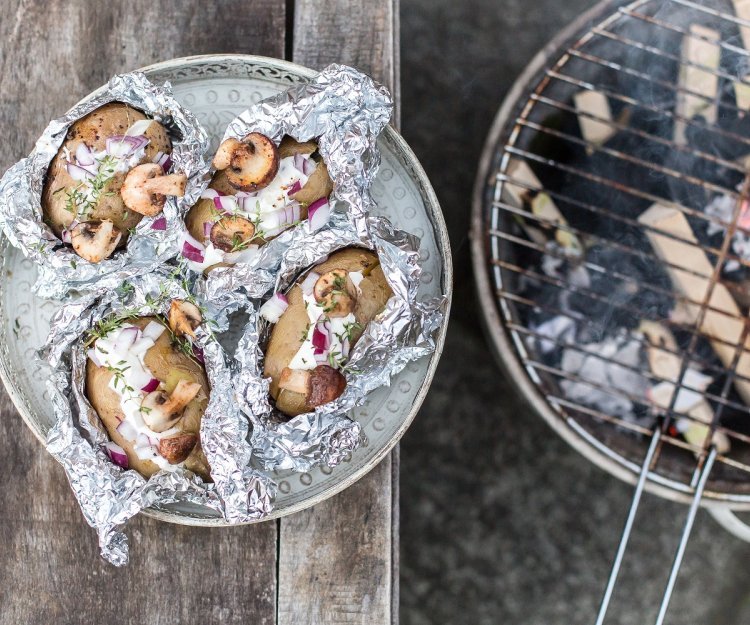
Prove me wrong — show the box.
[85,317,211,480]
[263,248,392,417]
[42,102,172,243]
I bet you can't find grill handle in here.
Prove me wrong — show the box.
[708,508,750,543]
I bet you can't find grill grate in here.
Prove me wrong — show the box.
[480,0,750,502]
[473,0,750,621]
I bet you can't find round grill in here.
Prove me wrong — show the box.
[473,0,750,506]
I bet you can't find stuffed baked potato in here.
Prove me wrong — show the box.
[85,301,211,479]
[182,134,334,271]
[42,102,187,263]
[262,247,392,417]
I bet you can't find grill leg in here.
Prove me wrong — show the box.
[595,428,662,625]
[653,447,717,625]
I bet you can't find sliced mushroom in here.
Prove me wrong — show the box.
[210,215,256,252]
[120,163,187,217]
[278,365,347,409]
[70,219,122,263]
[307,365,347,408]
[141,379,201,432]
[313,269,357,317]
[169,299,202,337]
[212,133,279,192]
[158,433,198,464]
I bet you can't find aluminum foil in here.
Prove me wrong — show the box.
[195,63,393,312]
[0,71,210,300]
[235,211,448,472]
[41,269,274,565]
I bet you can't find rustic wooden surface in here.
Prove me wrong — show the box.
[0,0,398,623]
[277,3,401,623]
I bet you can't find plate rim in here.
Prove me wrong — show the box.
[1,53,453,525]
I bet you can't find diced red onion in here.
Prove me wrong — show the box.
[192,345,205,364]
[293,153,308,173]
[259,292,289,323]
[114,326,140,353]
[287,180,302,196]
[151,216,167,231]
[312,319,332,355]
[87,348,103,367]
[303,158,316,176]
[182,240,205,263]
[106,134,149,158]
[142,378,160,392]
[116,420,137,442]
[223,245,260,265]
[142,321,166,341]
[201,188,224,200]
[104,442,129,469]
[341,336,351,359]
[203,221,214,238]
[213,195,239,214]
[66,162,95,182]
[308,197,330,231]
[75,143,95,166]
[61,229,72,244]
[300,271,321,296]
[125,119,154,136]
[237,194,259,213]
[153,151,172,173]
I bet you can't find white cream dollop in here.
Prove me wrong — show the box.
[89,321,182,471]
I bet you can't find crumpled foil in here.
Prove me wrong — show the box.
[196,63,393,313]
[41,270,274,565]
[236,211,448,472]
[0,71,210,299]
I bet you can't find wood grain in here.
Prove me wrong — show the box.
[291,0,400,123]
[0,1,284,623]
[280,1,401,622]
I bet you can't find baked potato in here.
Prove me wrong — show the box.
[184,134,334,271]
[262,247,392,417]
[85,302,211,480]
[42,102,186,263]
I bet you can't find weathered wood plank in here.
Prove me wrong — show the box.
[290,0,400,122]
[279,1,400,623]
[0,1,283,623]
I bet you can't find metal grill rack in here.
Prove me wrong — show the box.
[472,0,750,622]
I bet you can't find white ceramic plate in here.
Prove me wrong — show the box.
[0,55,452,524]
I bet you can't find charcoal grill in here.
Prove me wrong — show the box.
[472,0,750,621]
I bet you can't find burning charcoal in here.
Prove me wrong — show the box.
[560,331,650,421]
[565,244,673,332]
[674,24,720,145]
[529,315,576,355]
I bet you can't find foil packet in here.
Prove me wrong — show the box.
[41,270,274,565]
[236,210,448,472]
[185,63,392,313]
[0,71,210,299]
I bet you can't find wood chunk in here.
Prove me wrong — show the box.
[504,159,583,252]
[640,320,730,453]
[639,203,750,405]
[674,24,721,144]
[573,90,616,151]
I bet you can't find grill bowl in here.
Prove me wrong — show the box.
[472,0,750,507]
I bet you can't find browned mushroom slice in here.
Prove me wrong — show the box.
[70,219,122,263]
[141,379,201,433]
[212,133,279,192]
[169,299,202,337]
[120,163,187,217]
[291,159,334,206]
[158,433,199,464]
[307,365,347,408]
[210,215,256,252]
[313,269,357,317]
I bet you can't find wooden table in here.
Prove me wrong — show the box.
[0,1,399,623]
